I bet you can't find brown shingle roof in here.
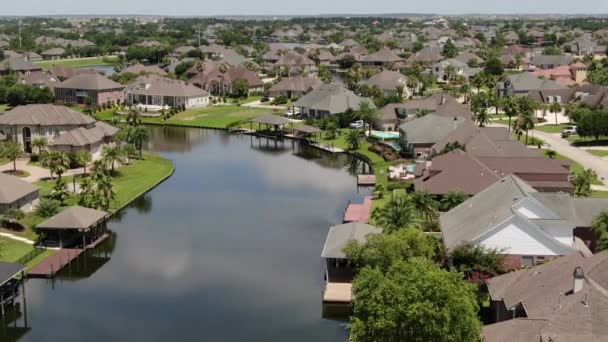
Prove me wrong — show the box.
[0,105,96,126]
[121,64,168,76]
[126,75,209,98]
[268,75,322,93]
[56,73,124,91]
[0,173,39,204]
[50,122,119,147]
[36,206,108,230]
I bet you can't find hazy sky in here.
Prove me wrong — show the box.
[5,0,608,16]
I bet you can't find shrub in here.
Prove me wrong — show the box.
[270,95,288,105]
[36,198,61,218]
[386,181,412,191]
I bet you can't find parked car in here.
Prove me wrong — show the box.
[561,126,577,138]
[349,120,365,129]
[284,107,300,117]
[260,96,270,103]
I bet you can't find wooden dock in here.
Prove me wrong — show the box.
[357,174,376,186]
[343,196,373,223]
[28,248,84,278]
[323,282,352,303]
[309,142,345,153]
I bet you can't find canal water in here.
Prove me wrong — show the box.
[3,127,371,341]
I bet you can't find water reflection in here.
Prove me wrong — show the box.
[8,127,369,341]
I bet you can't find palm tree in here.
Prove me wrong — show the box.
[592,212,608,252]
[95,177,116,210]
[517,112,535,145]
[371,193,420,233]
[50,177,69,206]
[345,129,361,150]
[502,96,519,132]
[410,191,439,222]
[441,190,468,211]
[460,83,472,103]
[78,177,96,208]
[474,107,490,127]
[324,122,339,140]
[102,145,125,173]
[41,150,70,179]
[545,149,557,159]
[32,137,48,156]
[549,102,562,125]
[122,144,137,164]
[406,76,419,97]
[218,63,228,96]
[357,100,376,136]
[126,109,142,126]
[571,168,596,197]
[471,73,486,93]
[126,126,150,159]
[74,150,92,175]
[35,198,60,218]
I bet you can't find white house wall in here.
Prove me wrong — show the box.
[477,219,563,256]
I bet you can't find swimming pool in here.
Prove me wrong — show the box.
[371,131,400,140]
[406,164,416,173]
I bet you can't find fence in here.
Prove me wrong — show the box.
[17,246,46,265]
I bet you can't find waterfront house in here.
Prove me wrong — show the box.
[49,121,119,160]
[440,175,608,269]
[294,83,372,119]
[17,71,59,89]
[49,66,99,81]
[483,251,608,341]
[189,66,263,96]
[0,173,39,214]
[321,222,381,305]
[0,262,26,316]
[358,70,411,98]
[267,75,322,99]
[0,104,116,155]
[40,48,65,60]
[121,63,168,76]
[54,73,125,106]
[125,74,210,110]
[398,114,468,157]
[36,206,109,248]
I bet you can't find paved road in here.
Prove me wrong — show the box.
[490,123,608,186]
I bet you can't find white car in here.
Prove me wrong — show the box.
[349,120,364,129]
[561,126,577,137]
[284,108,300,117]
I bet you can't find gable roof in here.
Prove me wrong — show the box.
[121,64,168,76]
[294,83,372,114]
[50,121,119,147]
[0,104,95,126]
[398,114,469,144]
[268,75,322,93]
[321,222,381,259]
[0,173,39,204]
[126,74,209,97]
[359,70,408,91]
[360,47,404,63]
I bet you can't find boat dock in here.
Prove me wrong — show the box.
[323,282,352,304]
[357,174,376,186]
[343,196,373,223]
[309,142,345,153]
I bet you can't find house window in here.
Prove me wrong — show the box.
[522,256,534,267]
[535,256,546,265]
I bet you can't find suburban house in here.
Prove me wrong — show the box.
[17,71,59,89]
[40,48,66,60]
[440,174,608,269]
[398,114,469,157]
[392,93,473,119]
[568,37,607,57]
[267,75,322,99]
[414,123,572,195]
[54,73,125,106]
[49,66,99,81]
[497,72,567,97]
[0,173,40,214]
[0,58,42,76]
[293,83,372,119]
[530,55,574,70]
[425,58,482,83]
[453,51,484,65]
[531,61,588,86]
[321,222,381,305]
[0,104,117,155]
[125,74,210,110]
[358,70,411,98]
[189,66,263,96]
[338,39,359,50]
[274,50,316,76]
[22,52,42,62]
[49,121,119,160]
[359,47,404,67]
[504,31,520,45]
[483,251,608,341]
[121,64,168,76]
[406,46,443,65]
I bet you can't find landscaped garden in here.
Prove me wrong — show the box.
[34,56,117,71]
[165,105,274,129]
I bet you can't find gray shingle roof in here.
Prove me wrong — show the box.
[36,206,108,230]
[249,114,292,126]
[268,75,322,93]
[0,58,41,72]
[359,70,408,91]
[126,75,209,97]
[398,114,469,144]
[294,83,373,115]
[50,121,118,147]
[321,222,381,259]
[0,105,96,126]
[0,173,39,204]
[0,262,25,286]
[56,73,124,91]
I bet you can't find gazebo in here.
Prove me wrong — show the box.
[249,114,292,137]
[0,262,26,317]
[292,124,322,141]
[36,206,109,248]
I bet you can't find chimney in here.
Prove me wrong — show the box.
[573,266,585,294]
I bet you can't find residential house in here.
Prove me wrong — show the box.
[528,88,577,120]
[398,114,469,157]
[483,251,608,341]
[531,61,588,86]
[189,66,263,96]
[425,58,482,83]
[274,50,316,76]
[171,45,196,57]
[358,70,411,98]
[22,52,42,62]
[49,66,99,81]
[504,31,520,45]
[530,55,574,70]
[453,51,484,66]
[0,173,39,214]
[497,73,567,97]
[338,39,359,50]
[440,174,607,270]
[359,47,404,67]
[50,121,119,160]
[268,76,322,99]
[0,58,42,76]
[406,46,443,65]
[54,73,125,106]
[121,63,168,76]
[294,83,372,119]
[17,71,59,89]
[125,74,210,110]
[0,104,117,155]
[40,48,65,60]
[568,37,606,56]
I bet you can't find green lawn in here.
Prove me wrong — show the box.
[588,150,608,158]
[592,190,608,198]
[535,124,571,133]
[567,134,608,144]
[0,104,12,112]
[552,151,602,185]
[94,109,163,124]
[34,56,117,71]
[165,105,274,129]
[0,237,34,262]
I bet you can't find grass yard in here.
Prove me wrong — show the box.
[592,190,608,198]
[0,238,35,262]
[94,109,163,124]
[165,105,274,129]
[587,150,608,158]
[567,134,608,145]
[535,124,571,134]
[552,151,602,185]
[0,104,12,112]
[34,56,117,71]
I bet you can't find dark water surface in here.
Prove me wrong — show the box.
[5,127,371,341]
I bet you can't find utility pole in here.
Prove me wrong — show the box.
[18,18,22,48]
[197,24,202,47]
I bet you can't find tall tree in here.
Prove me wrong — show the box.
[441,190,469,211]
[32,137,48,156]
[345,129,361,150]
[592,211,608,252]
[409,191,439,223]
[74,150,92,175]
[371,193,420,233]
[356,100,376,136]
[549,102,562,125]
[41,151,70,179]
[501,96,519,131]
[350,258,481,342]
[0,141,22,173]
[102,145,125,173]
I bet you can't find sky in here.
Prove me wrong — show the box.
[4,0,608,16]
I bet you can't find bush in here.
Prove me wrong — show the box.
[270,95,288,105]
[387,181,412,191]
